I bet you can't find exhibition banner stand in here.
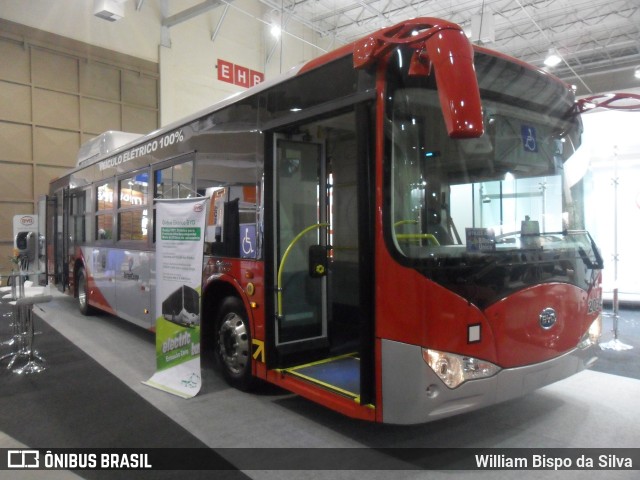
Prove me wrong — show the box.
[143,197,208,398]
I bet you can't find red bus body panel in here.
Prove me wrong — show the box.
[486,283,590,368]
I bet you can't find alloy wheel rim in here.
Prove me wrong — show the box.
[218,313,249,376]
[79,277,87,309]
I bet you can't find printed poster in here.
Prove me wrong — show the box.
[143,197,207,398]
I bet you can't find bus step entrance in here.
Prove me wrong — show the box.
[283,353,360,399]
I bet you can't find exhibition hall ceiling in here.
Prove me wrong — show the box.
[128,0,640,93]
[126,0,639,93]
[256,0,640,93]
[166,0,637,94]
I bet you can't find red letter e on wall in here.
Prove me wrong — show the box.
[217,59,234,84]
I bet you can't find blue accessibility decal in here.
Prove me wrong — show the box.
[521,125,538,153]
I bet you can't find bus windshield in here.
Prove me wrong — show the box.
[387,48,601,308]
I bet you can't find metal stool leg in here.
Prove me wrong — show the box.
[3,304,28,370]
[13,304,46,375]
[1,305,24,367]
[0,310,20,349]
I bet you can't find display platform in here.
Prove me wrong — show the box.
[1,293,639,479]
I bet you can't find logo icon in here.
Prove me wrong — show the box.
[521,125,538,153]
[8,450,39,468]
[539,307,557,330]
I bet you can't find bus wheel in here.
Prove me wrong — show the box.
[216,297,254,391]
[77,268,94,316]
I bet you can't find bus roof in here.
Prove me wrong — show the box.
[67,61,308,176]
[63,17,571,178]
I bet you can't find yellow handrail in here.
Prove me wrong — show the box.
[277,223,329,319]
[393,219,419,228]
[394,219,440,246]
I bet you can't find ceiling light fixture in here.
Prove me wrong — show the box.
[266,10,282,39]
[544,48,562,68]
[93,0,125,22]
[634,66,640,80]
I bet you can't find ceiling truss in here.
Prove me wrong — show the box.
[156,0,640,94]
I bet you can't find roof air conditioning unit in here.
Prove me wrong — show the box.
[94,0,125,22]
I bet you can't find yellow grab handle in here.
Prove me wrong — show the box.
[277,223,329,318]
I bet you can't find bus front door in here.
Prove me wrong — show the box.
[274,137,329,357]
[53,188,70,292]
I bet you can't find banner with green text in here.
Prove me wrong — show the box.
[143,197,207,398]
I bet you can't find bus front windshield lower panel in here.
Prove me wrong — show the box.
[387,50,600,309]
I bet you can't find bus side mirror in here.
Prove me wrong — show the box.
[352,19,484,139]
[424,29,484,139]
[309,245,329,278]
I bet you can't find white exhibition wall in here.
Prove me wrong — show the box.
[579,90,640,303]
[158,1,336,124]
[158,2,264,126]
[0,0,161,61]
[0,0,335,126]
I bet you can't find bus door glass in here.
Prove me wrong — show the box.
[45,194,56,286]
[54,188,70,291]
[274,137,328,347]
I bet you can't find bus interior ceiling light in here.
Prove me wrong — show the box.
[634,66,640,80]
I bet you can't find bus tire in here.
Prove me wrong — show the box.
[216,297,255,391]
[77,268,94,316]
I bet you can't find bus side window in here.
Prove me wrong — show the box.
[204,189,258,259]
[96,181,115,241]
[210,198,240,257]
[155,162,195,199]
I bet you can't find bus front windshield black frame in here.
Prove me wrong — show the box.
[384,47,601,309]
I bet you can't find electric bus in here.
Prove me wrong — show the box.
[46,18,605,424]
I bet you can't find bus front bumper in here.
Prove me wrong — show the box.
[380,338,599,425]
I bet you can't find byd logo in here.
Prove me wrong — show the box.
[193,204,204,213]
[20,216,34,226]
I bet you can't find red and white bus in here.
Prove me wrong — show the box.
[46,18,605,424]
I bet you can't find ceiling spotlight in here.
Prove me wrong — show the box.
[266,10,282,39]
[634,66,640,80]
[270,24,281,38]
[544,48,562,68]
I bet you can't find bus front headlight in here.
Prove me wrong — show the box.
[422,349,501,389]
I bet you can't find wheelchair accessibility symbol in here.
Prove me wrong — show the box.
[521,125,538,153]
[240,224,256,258]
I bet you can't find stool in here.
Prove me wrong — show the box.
[0,306,19,349]
[4,295,51,375]
[0,286,19,356]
